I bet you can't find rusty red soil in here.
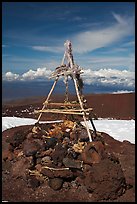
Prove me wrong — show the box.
[2,93,135,120]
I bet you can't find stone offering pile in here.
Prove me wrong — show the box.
[2,120,127,201]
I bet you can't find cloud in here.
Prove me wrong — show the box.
[21,67,52,80]
[3,68,52,81]
[71,13,134,53]
[75,53,135,72]
[82,68,135,89]
[2,67,135,91]
[3,72,20,81]
[32,46,64,53]
[112,90,134,94]
[29,13,134,56]
[121,41,135,47]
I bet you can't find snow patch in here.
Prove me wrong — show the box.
[2,117,135,144]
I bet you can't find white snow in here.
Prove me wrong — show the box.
[2,117,62,132]
[2,117,135,144]
[81,120,135,144]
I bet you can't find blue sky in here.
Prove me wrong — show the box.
[2,2,135,91]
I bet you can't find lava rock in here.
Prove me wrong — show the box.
[41,156,52,165]
[27,175,40,189]
[6,130,27,147]
[23,139,41,156]
[81,142,101,165]
[49,178,63,190]
[45,137,57,150]
[84,158,126,201]
[63,157,83,169]
[2,149,14,161]
[51,143,67,165]
[77,128,89,141]
[62,137,70,148]
[37,148,53,158]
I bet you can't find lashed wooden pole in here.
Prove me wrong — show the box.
[64,75,69,102]
[37,76,59,122]
[73,76,92,142]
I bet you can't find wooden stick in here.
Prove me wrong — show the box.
[65,75,69,102]
[35,109,90,115]
[73,77,92,142]
[43,102,80,107]
[37,76,59,122]
[42,166,69,171]
[37,108,92,112]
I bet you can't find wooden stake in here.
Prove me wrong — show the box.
[35,109,90,115]
[64,75,69,102]
[43,102,80,107]
[73,77,92,142]
[37,76,59,122]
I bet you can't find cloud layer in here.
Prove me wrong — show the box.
[3,68,52,81]
[82,68,134,89]
[3,67,135,91]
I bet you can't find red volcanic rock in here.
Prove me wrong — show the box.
[81,141,105,165]
[2,124,135,202]
[83,158,126,201]
[23,139,42,157]
[49,178,64,191]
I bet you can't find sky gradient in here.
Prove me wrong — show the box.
[2,2,135,91]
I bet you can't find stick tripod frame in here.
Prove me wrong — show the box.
[35,40,97,142]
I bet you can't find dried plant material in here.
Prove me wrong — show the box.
[72,140,86,153]
[32,126,41,134]
[42,166,69,171]
[28,169,49,181]
[62,120,75,129]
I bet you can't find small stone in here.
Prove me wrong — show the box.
[63,157,83,169]
[81,142,101,165]
[49,178,63,190]
[78,128,89,141]
[27,175,40,189]
[51,143,67,165]
[41,156,52,165]
[71,180,78,188]
[63,181,69,189]
[62,137,70,148]
[23,139,40,157]
[45,137,57,149]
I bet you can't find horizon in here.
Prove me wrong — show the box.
[2,80,135,102]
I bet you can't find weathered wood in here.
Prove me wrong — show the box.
[73,77,92,142]
[43,102,80,107]
[37,76,59,122]
[46,108,92,112]
[35,108,92,113]
[34,109,90,115]
[35,40,96,142]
